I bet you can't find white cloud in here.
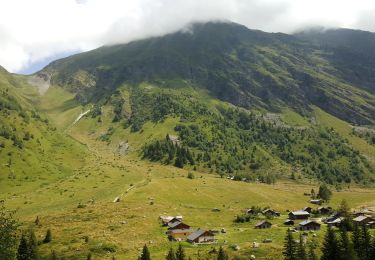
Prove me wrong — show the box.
[0,0,375,73]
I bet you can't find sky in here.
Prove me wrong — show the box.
[1,0,375,74]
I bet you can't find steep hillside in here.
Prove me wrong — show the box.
[41,22,375,125]
[0,67,88,195]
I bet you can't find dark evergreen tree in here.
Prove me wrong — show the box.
[318,184,332,201]
[338,228,357,260]
[283,229,297,260]
[28,230,39,260]
[43,229,52,243]
[361,225,371,260]
[352,223,362,258]
[321,226,340,260]
[297,234,307,260]
[87,253,92,260]
[0,203,19,260]
[338,200,352,231]
[217,246,228,260]
[140,244,150,260]
[17,234,29,260]
[175,243,185,260]
[166,248,176,260]
[307,238,318,260]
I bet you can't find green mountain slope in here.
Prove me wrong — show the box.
[0,67,87,195]
[42,22,374,125]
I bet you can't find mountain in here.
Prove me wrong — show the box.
[20,22,373,185]
[41,22,374,125]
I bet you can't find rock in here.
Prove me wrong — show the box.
[221,228,226,233]
[250,255,256,259]
[113,197,120,203]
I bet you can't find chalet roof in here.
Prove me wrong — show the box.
[353,215,372,222]
[299,220,320,226]
[290,210,310,216]
[284,219,294,223]
[168,221,182,228]
[327,217,343,224]
[187,229,206,241]
[255,220,271,227]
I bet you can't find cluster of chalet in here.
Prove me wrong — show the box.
[243,208,280,229]
[159,215,215,244]
[325,208,375,229]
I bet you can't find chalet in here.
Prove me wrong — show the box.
[318,207,332,215]
[168,221,190,230]
[284,219,294,225]
[326,217,343,228]
[302,207,312,213]
[288,210,310,220]
[353,215,374,226]
[187,229,215,244]
[298,220,321,231]
[368,221,375,229]
[352,209,375,218]
[262,209,280,217]
[160,216,183,226]
[254,220,272,229]
[310,199,323,205]
[168,229,195,241]
[244,208,255,215]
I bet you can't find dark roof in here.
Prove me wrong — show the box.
[299,220,320,226]
[187,229,206,241]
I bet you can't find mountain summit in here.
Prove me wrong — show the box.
[41,22,374,125]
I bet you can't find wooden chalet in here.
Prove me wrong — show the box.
[298,220,321,231]
[288,210,310,220]
[187,229,215,244]
[310,199,323,205]
[353,215,374,226]
[302,207,312,213]
[284,219,294,225]
[168,229,195,241]
[262,208,280,216]
[255,220,272,229]
[160,215,182,226]
[318,206,332,215]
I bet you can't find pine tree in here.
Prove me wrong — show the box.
[297,234,307,260]
[338,228,357,260]
[338,199,352,231]
[217,246,228,260]
[166,248,176,260]
[352,223,362,257]
[43,229,52,243]
[87,253,92,260]
[175,243,185,260]
[17,234,29,260]
[283,229,297,260]
[140,244,150,260]
[361,224,371,260]
[321,226,340,260]
[307,238,318,260]
[28,230,39,260]
[318,184,332,201]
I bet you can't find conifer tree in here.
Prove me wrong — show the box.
[17,234,29,260]
[140,244,151,260]
[43,229,52,243]
[297,234,307,260]
[51,251,58,260]
[307,238,318,260]
[283,229,297,260]
[217,246,228,260]
[87,253,92,260]
[166,248,176,260]
[361,224,371,260]
[338,199,352,231]
[175,243,185,260]
[352,223,362,257]
[338,228,357,260]
[28,230,39,260]
[0,203,19,260]
[321,226,340,260]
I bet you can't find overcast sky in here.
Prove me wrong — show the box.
[1,0,375,74]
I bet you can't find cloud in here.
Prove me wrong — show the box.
[1,0,375,73]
